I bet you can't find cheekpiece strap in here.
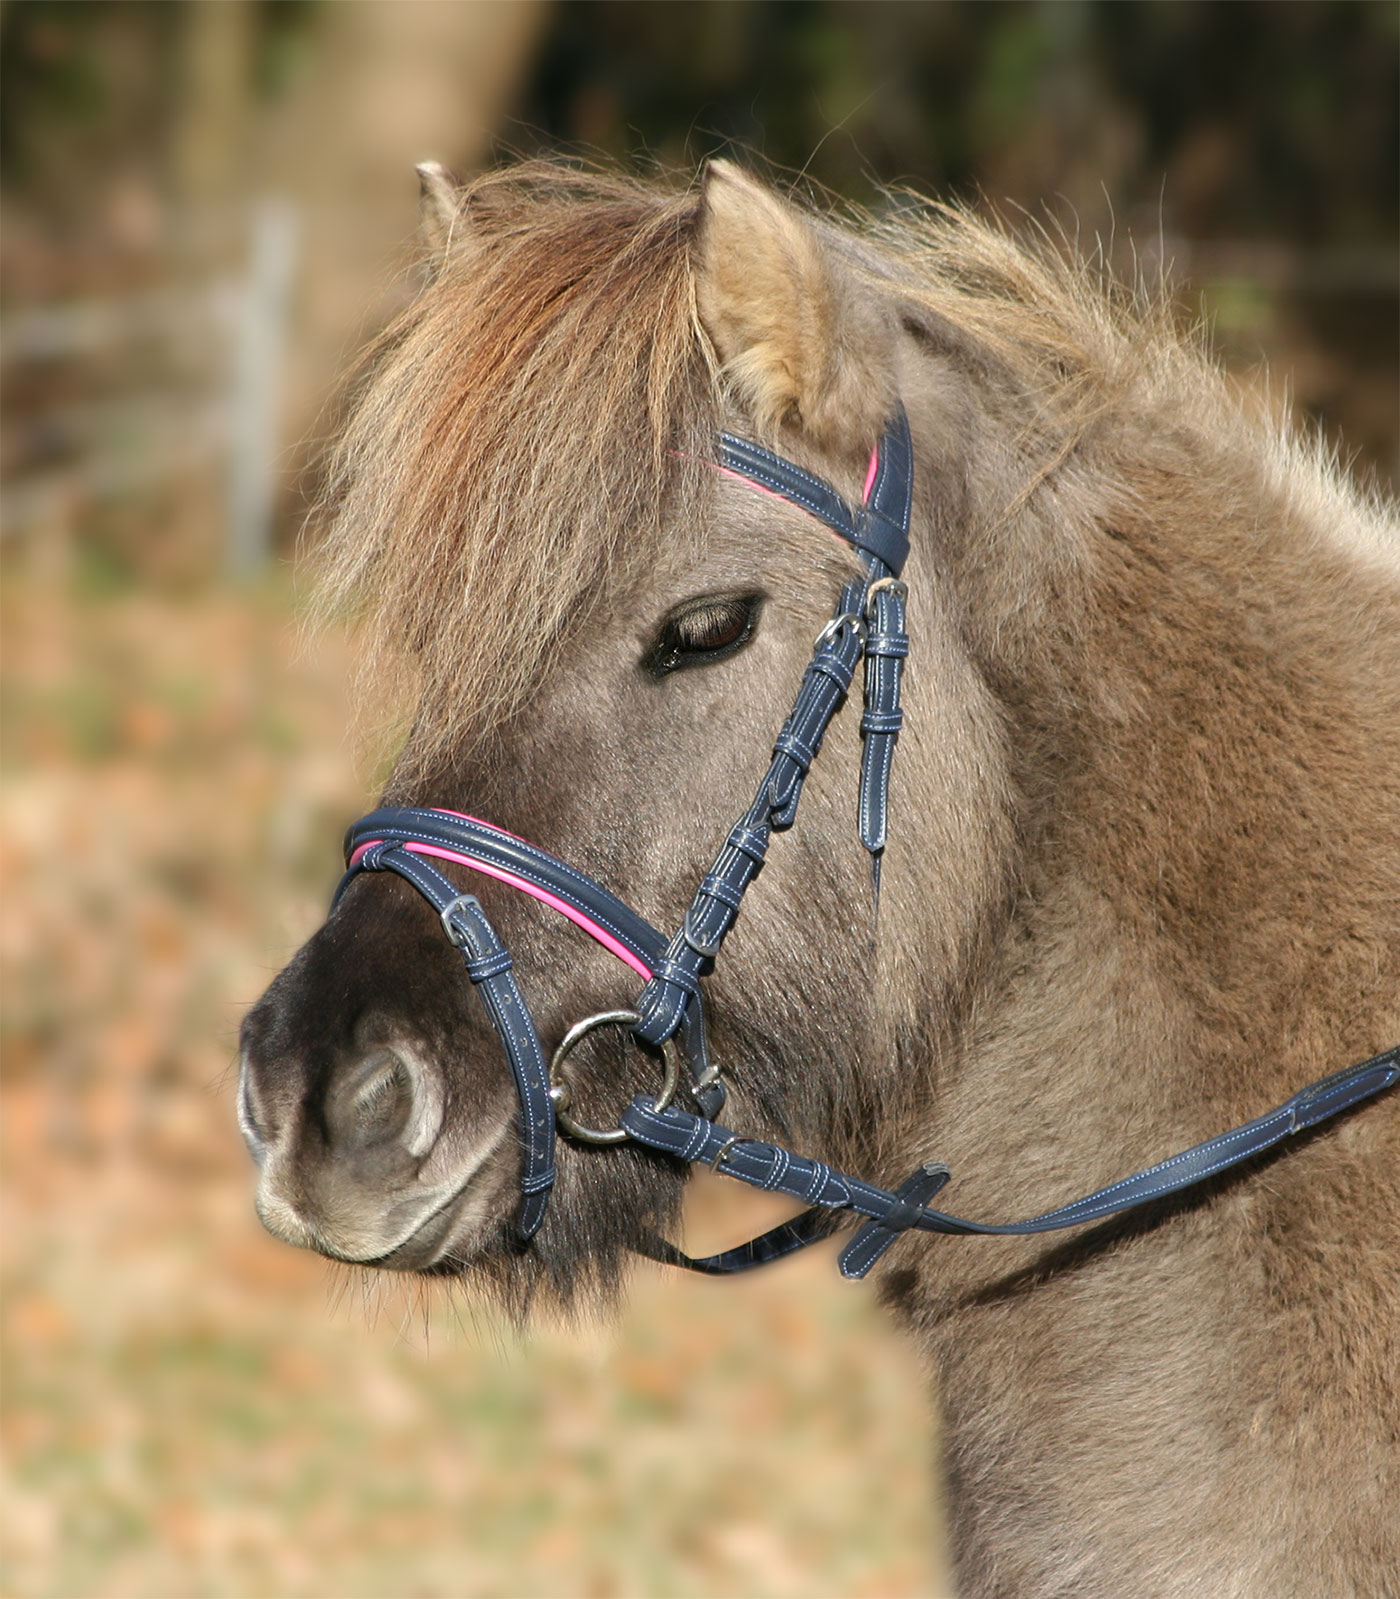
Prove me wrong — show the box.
[716,407,914,890]
[631,578,867,1053]
[631,408,917,1062]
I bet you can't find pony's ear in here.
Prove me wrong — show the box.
[694,160,895,449]
[416,161,466,274]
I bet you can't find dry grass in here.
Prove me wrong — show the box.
[0,558,945,1598]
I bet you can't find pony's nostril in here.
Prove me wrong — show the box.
[348,1049,413,1144]
[334,1042,445,1159]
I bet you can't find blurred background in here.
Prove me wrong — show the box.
[1,4,1395,1596]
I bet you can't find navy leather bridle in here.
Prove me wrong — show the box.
[336,408,1398,1278]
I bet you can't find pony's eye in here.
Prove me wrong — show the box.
[647,594,761,677]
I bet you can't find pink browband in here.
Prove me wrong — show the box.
[348,827,655,980]
[862,445,880,503]
[716,443,882,538]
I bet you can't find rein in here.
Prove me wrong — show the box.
[336,409,1398,1278]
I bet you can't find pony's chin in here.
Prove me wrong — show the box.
[252,1119,517,1273]
[363,1178,507,1273]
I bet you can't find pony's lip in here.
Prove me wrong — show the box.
[359,1183,478,1271]
[360,1129,513,1272]
[288,1124,513,1272]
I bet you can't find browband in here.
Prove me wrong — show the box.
[718,406,913,573]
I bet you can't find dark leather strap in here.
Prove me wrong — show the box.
[859,580,908,873]
[342,842,556,1240]
[341,808,669,977]
[632,1164,949,1278]
[629,413,916,1060]
[718,434,856,544]
[853,404,914,575]
[632,581,867,1050]
[720,410,912,880]
[717,406,913,573]
[633,1206,845,1274]
[619,1046,1399,1278]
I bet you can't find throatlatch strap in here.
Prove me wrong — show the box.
[859,580,908,874]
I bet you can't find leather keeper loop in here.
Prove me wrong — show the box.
[726,824,770,863]
[698,873,745,912]
[865,633,909,658]
[650,955,702,999]
[631,993,681,1046]
[464,948,513,983]
[861,709,905,734]
[772,731,817,772]
[808,653,856,691]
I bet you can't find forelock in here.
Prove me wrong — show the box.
[314,165,718,783]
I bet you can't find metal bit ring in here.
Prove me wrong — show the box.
[548,1009,681,1145]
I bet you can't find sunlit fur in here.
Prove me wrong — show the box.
[245,161,1400,1598]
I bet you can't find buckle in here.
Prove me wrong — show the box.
[864,576,908,617]
[439,892,479,947]
[814,610,867,650]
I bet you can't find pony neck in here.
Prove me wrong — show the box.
[883,435,1399,1590]
[913,434,1400,1269]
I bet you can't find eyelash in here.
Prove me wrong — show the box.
[646,594,762,677]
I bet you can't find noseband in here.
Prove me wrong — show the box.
[336,408,1397,1277]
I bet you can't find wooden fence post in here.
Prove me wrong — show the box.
[225,197,298,577]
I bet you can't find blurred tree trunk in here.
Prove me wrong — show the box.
[255,0,551,501]
[170,0,255,269]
